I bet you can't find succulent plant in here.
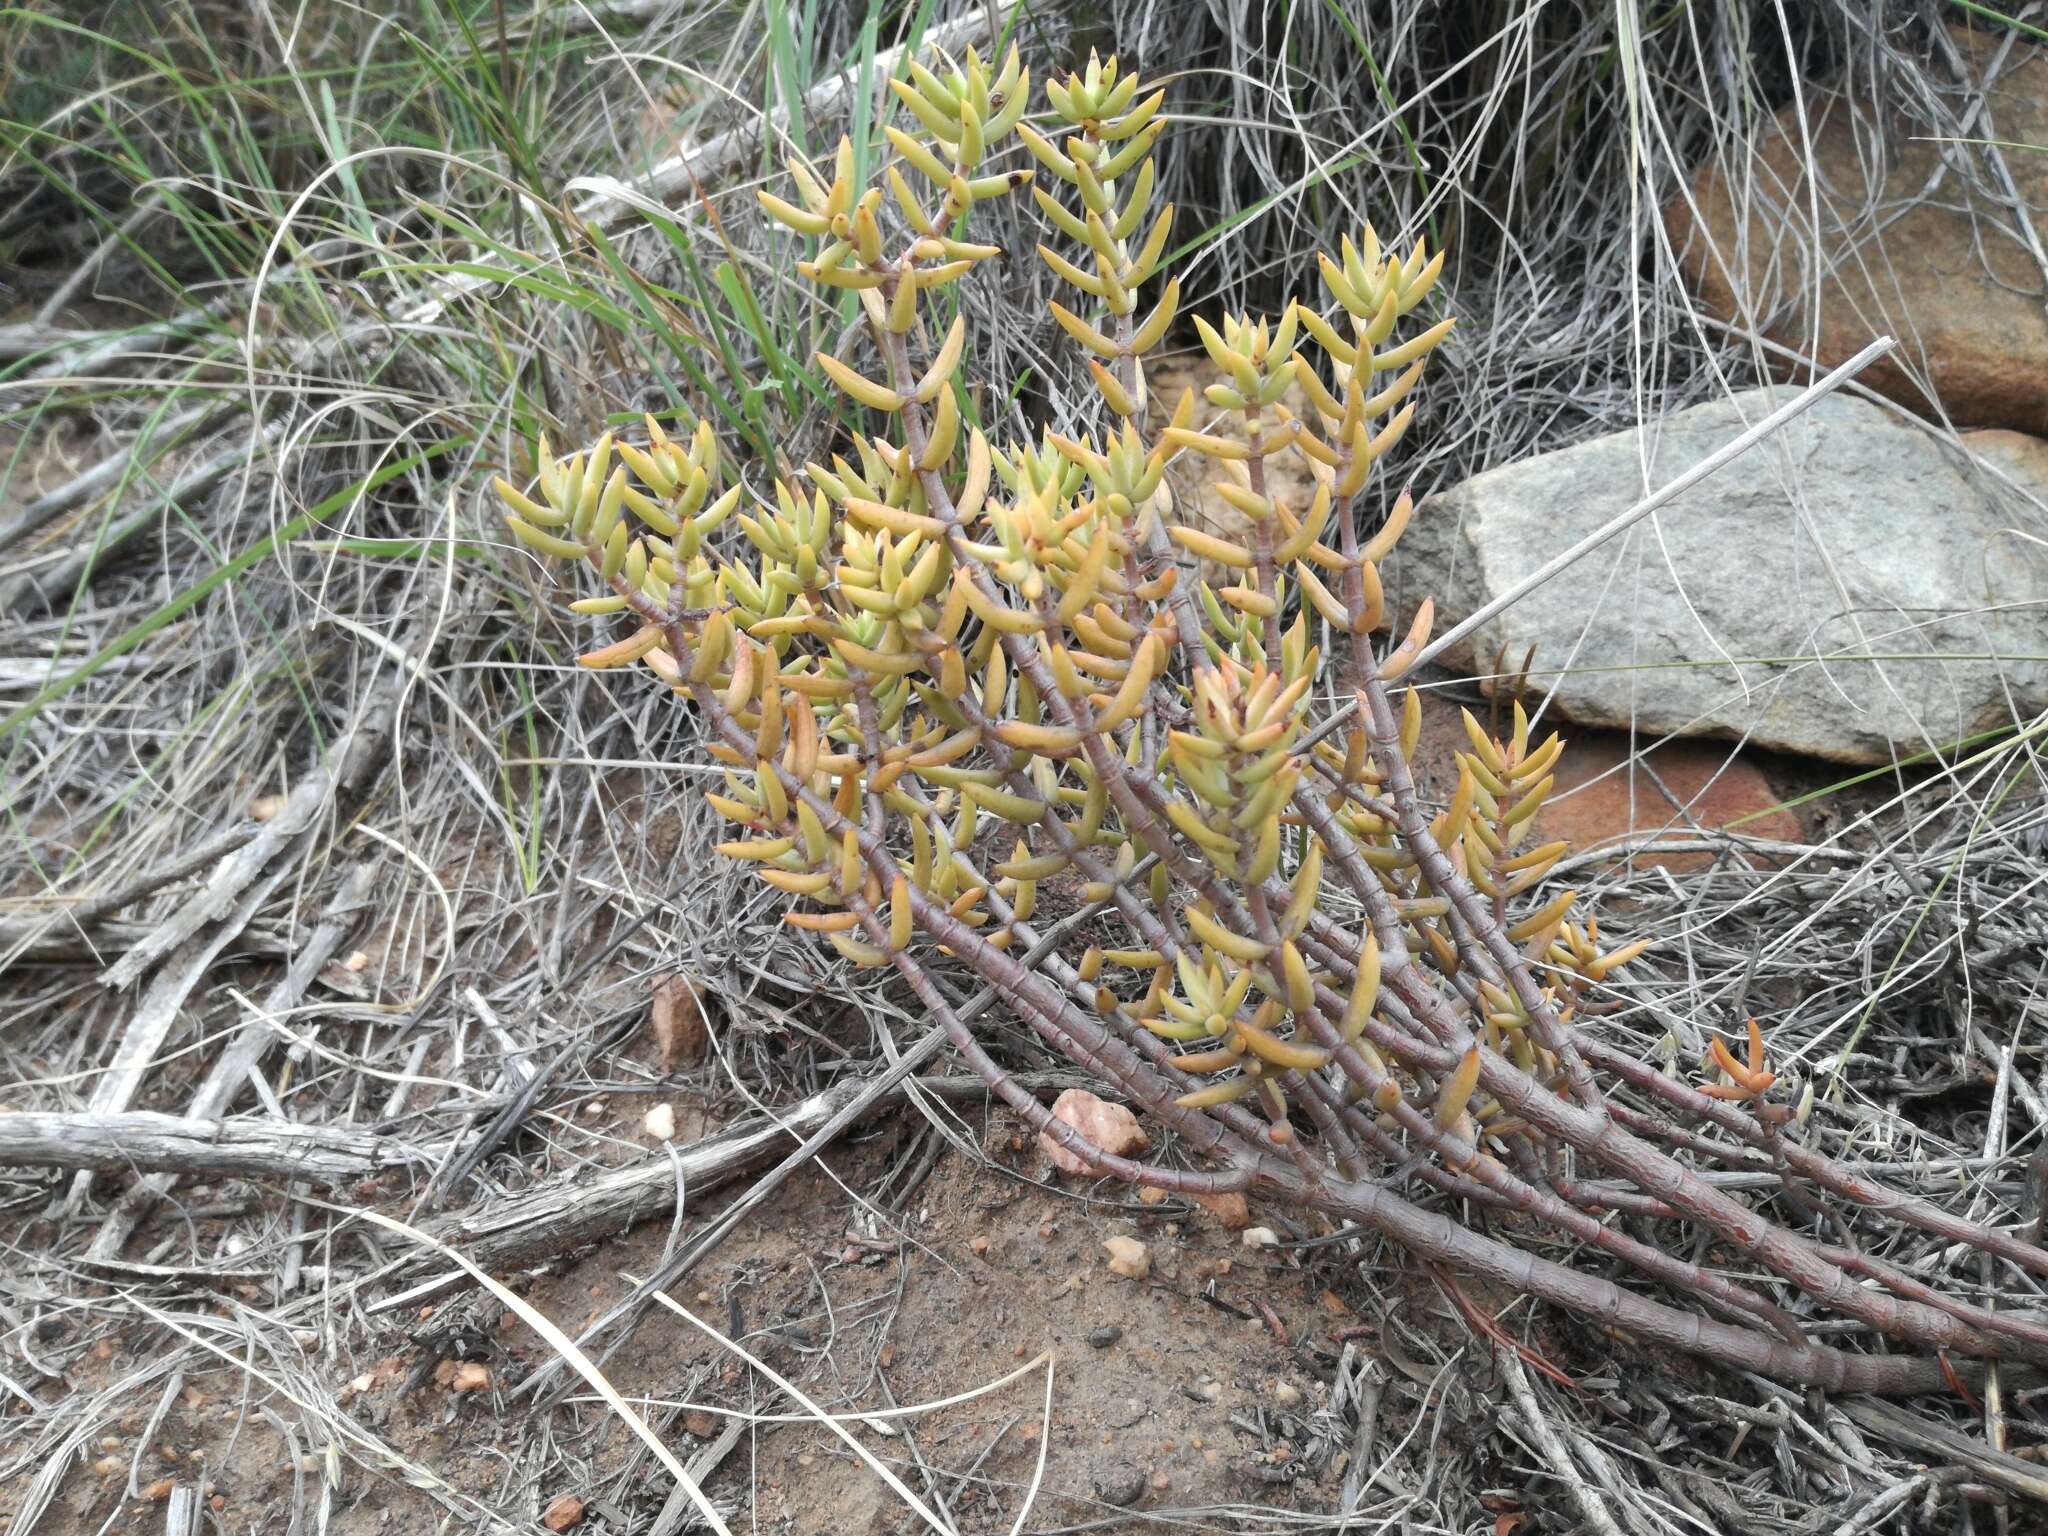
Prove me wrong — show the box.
[495,45,2048,1396]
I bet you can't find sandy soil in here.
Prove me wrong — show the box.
[2,1087,1565,1534]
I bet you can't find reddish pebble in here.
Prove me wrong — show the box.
[1194,1191,1252,1229]
[1041,1089,1148,1175]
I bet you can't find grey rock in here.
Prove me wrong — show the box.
[1396,390,2048,764]
[1093,1467,1147,1508]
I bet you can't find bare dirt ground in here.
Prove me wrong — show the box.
[4,1079,1559,1536]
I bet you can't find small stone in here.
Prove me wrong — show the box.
[319,952,372,997]
[970,1235,990,1257]
[1041,1089,1149,1176]
[1197,1379,1224,1402]
[1149,1470,1171,1491]
[1271,1380,1303,1407]
[1193,1190,1252,1229]
[649,974,707,1068]
[643,1102,677,1141]
[1137,1186,1167,1205]
[541,1493,584,1531]
[1088,1326,1123,1349]
[1094,1468,1147,1508]
[1241,1227,1280,1249]
[683,1410,718,1438]
[1103,1236,1150,1280]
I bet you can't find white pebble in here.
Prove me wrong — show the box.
[1103,1235,1150,1279]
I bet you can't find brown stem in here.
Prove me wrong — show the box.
[1579,1033,2048,1284]
[1262,862,1812,1343]
[846,889,1253,1195]
[1281,1156,1997,1395]
[1290,751,2037,1363]
[1351,674,1605,1113]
